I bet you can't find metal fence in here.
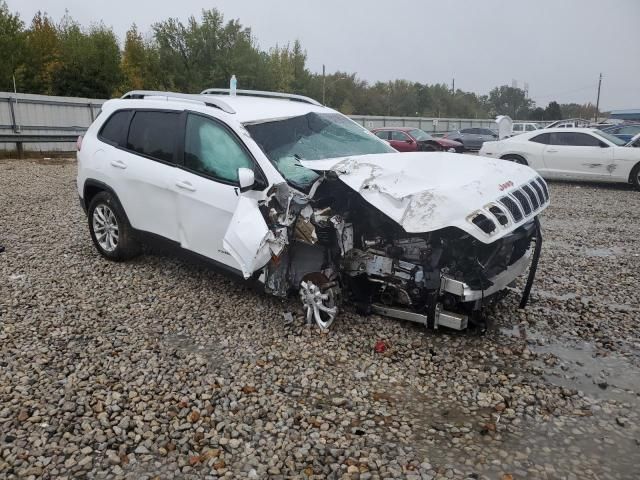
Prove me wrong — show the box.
[0,92,104,153]
[0,91,547,154]
[350,115,496,135]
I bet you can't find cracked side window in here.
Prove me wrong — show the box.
[184,114,253,183]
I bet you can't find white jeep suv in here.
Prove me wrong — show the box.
[77,89,549,331]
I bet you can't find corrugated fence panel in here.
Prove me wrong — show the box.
[0,92,104,152]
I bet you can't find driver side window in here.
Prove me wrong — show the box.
[184,114,254,183]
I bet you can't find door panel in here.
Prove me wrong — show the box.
[542,132,613,179]
[111,150,180,240]
[174,170,242,267]
[222,195,275,279]
[174,113,262,270]
[389,131,414,151]
[108,110,181,240]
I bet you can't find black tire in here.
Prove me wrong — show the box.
[630,163,640,191]
[454,139,465,152]
[501,154,528,166]
[87,191,140,261]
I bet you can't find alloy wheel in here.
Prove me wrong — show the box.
[92,204,119,252]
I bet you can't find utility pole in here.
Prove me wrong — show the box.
[451,78,455,93]
[595,73,602,122]
[322,65,326,105]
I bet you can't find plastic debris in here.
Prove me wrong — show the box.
[374,340,388,353]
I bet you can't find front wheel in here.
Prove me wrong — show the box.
[631,163,640,191]
[88,191,140,261]
[501,154,528,166]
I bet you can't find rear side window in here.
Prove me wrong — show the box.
[513,124,523,132]
[99,110,131,147]
[127,111,181,163]
[529,133,551,144]
[550,132,600,147]
[525,124,536,131]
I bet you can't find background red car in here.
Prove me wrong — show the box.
[372,127,464,153]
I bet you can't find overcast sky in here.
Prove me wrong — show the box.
[8,0,639,110]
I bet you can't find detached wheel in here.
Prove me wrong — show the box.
[501,154,528,165]
[88,191,140,261]
[631,163,640,191]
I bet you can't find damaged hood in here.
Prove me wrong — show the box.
[300,152,547,243]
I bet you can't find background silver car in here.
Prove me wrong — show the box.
[443,127,498,151]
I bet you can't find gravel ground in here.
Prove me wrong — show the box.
[1,158,639,480]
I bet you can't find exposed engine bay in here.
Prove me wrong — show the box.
[255,174,541,331]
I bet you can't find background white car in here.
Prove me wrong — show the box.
[479,127,640,190]
[511,122,540,135]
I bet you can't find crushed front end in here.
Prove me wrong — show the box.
[255,172,548,331]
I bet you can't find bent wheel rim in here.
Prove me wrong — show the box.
[93,204,119,252]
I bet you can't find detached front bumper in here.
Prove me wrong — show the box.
[371,218,543,330]
[440,248,532,302]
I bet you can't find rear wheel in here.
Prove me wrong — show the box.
[88,191,140,261]
[631,163,640,191]
[501,154,528,166]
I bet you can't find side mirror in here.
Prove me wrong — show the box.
[405,139,414,144]
[238,167,255,192]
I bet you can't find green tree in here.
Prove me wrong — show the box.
[0,1,25,91]
[16,11,59,94]
[152,9,263,93]
[528,107,545,121]
[120,24,161,92]
[559,102,596,120]
[488,86,533,118]
[544,101,563,120]
[51,14,122,97]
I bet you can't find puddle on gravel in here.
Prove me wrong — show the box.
[376,330,640,479]
[531,290,638,313]
[159,333,239,374]
[500,325,640,406]
[583,246,624,257]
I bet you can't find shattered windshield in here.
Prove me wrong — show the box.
[245,112,395,189]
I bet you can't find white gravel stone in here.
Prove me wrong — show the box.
[0,159,639,479]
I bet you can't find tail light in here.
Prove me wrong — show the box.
[76,135,83,151]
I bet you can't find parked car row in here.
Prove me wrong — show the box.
[371,127,463,152]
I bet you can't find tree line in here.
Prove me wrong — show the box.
[0,2,599,120]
